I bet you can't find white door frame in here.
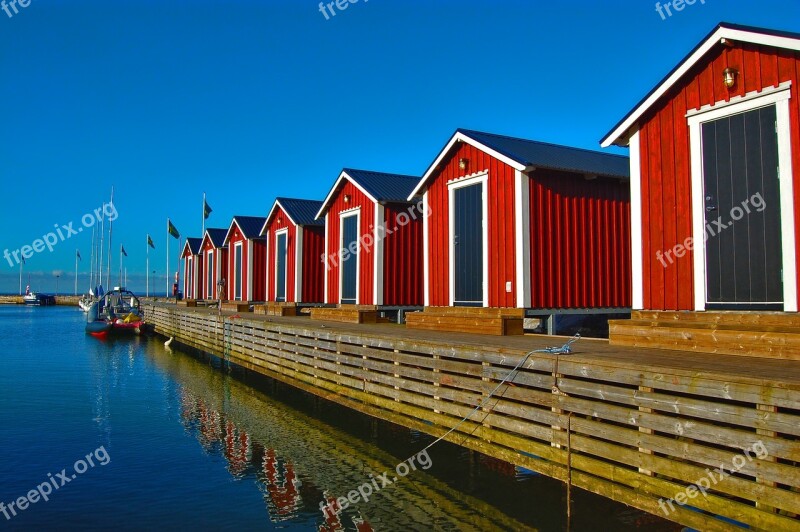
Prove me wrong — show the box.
[687,82,796,311]
[339,208,361,305]
[448,171,489,307]
[274,228,289,302]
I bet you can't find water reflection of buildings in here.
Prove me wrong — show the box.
[179,389,373,530]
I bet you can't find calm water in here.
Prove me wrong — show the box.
[0,306,678,531]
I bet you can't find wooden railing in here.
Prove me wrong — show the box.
[147,304,800,531]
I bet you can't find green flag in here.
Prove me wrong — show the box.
[121,245,128,257]
[203,198,212,220]
[147,234,155,249]
[168,220,180,239]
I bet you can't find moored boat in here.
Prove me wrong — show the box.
[22,286,56,306]
[86,287,150,338]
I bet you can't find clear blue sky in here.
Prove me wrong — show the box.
[0,0,797,294]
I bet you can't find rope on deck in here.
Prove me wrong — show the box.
[420,332,581,453]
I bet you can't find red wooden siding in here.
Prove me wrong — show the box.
[201,238,217,299]
[528,170,631,308]
[383,202,423,306]
[638,43,800,310]
[264,207,296,302]
[227,225,249,301]
[301,226,325,303]
[425,142,518,307]
[323,181,376,304]
[252,239,266,301]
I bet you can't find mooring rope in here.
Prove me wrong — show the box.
[420,333,581,453]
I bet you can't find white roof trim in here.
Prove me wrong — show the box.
[315,170,379,220]
[601,26,800,148]
[261,199,297,236]
[408,131,526,200]
[223,218,247,246]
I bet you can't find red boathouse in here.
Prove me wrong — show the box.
[199,228,229,300]
[260,198,325,304]
[181,238,203,300]
[601,23,800,314]
[409,128,631,310]
[316,169,423,307]
[223,216,267,302]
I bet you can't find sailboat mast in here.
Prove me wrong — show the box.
[106,186,114,289]
[98,203,105,291]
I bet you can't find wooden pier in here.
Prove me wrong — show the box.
[146,303,800,531]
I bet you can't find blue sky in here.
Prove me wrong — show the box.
[0,0,797,294]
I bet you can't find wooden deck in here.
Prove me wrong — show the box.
[146,303,800,531]
[611,311,800,361]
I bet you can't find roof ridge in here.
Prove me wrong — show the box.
[459,128,629,160]
[343,168,420,180]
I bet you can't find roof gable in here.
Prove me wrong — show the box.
[262,198,324,234]
[224,216,267,244]
[316,169,421,219]
[601,22,800,147]
[182,237,203,257]
[202,228,228,249]
[410,129,630,198]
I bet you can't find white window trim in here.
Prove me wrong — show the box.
[206,250,214,299]
[514,170,531,308]
[324,214,329,304]
[374,204,384,306]
[422,192,430,306]
[295,226,304,303]
[629,131,644,310]
[687,84,796,311]
[233,241,243,301]
[274,228,289,302]
[339,208,361,305]
[247,240,254,301]
[448,171,489,307]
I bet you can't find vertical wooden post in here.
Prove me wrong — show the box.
[638,385,654,476]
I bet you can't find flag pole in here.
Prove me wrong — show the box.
[74,250,78,296]
[202,192,206,236]
[18,260,23,295]
[146,235,150,298]
[166,219,170,298]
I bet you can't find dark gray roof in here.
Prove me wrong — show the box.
[231,216,267,240]
[185,237,203,255]
[275,198,324,227]
[459,129,629,179]
[343,169,421,203]
[204,228,228,248]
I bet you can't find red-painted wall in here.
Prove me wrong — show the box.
[264,209,325,303]
[201,236,229,300]
[301,226,325,303]
[226,224,267,301]
[264,207,296,302]
[425,142,518,307]
[528,170,631,308]
[323,181,376,304]
[383,202,423,306]
[637,42,800,310]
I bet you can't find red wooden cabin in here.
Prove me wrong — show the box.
[199,228,229,300]
[316,169,423,307]
[223,216,267,302]
[601,23,800,313]
[260,198,325,304]
[410,128,631,309]
[181,238,203,300]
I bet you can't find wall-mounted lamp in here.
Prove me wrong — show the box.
[344,194,351,204]
[277,215,282,224]
[723,67,738,89]
[458,158,469,171]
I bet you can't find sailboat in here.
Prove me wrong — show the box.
[79,189,111,312]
